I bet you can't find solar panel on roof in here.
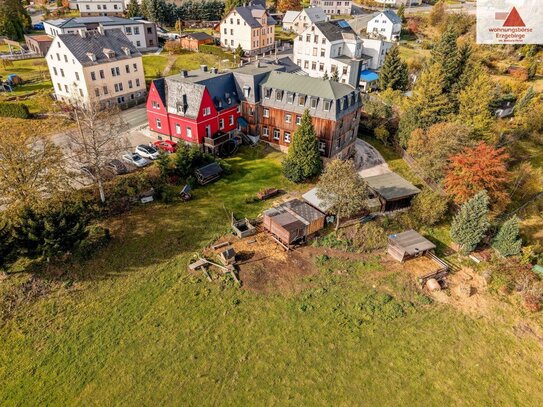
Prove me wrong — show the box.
[337,20,350,28]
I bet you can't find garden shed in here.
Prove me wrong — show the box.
[363,172,420,212]
[195,162,223,185]
[388,230,436,262]
[263,199,325,246]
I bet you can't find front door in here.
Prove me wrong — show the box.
[205,125,211,138]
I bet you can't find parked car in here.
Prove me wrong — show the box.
[122,153,151,168]
[106,159,128,175]
[135,144,160,160]
[153,140,177,153]
[33,22,44,30]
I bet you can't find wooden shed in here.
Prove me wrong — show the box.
[388,230,436,262]
[263,199,325,246]
[364,172,420,212]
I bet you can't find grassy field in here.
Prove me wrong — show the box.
[2,146,543,405]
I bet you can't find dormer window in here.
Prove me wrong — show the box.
[310,97,318,109]
[177,94,188,114]
[275,89,282,101]
[264,87,271,99]
[86,52,96,62]
[122,47,131,56]
[287,92,294,104]
[323,100,331,111]
[298,95,306,106]
[243,85,250,98]
[103,48,115,58]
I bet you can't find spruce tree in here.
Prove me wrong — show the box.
[379,46,408,91]
[126,0,141,18]
[397,4,406,23]
[331,69,339,82]
[323,71,329,80]
[282,109,322,183]
[0,218,14,270]
[450,191,490,254]
[492,216,522,257]
[431,26,460,91]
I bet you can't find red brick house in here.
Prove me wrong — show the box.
[146,61,362,158]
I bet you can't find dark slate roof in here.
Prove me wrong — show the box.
[152,78,166,105]
[45,16,147,28]
[364,172,421,200]
[196,162,223,178]
[283,199,325,223]
[165,69,239,119]
[388,230,436,256]
[185,32,213,41]
[315,20,357,42]
[381,9,402,25]
[56,29,141,66]
[234,5,276,28]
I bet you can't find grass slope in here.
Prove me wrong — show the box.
[1,148,543,405]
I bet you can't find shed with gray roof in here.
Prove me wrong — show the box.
[363,172,420,212]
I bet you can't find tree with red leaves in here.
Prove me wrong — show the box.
[444,142,510,213]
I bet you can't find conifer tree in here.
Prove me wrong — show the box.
[126,0,141,18]
[379,46,408,91]
[457,71,494,138]
[323,71,329,80]
[492,216,522,257]
[282,110,322,183]
[0,218,14,270]
[331,68,339,82]
[397,4,406,23]
[140,0,151,20]
[431,26,460,91]
[450,191,490,254]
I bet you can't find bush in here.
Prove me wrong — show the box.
[75,225,111,260]
[350,222,388,252]
[411,190,449,226]
[0,103,30,119]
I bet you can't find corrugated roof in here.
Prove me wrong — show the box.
[55,29,141,66]
[364,172,420,200]
[388,230,435,256]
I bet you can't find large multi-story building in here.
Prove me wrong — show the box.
[69,0,125,16]
[293,20,364,88]
[310,0,352,16]
[44,16,159,52]
[147,61,361,159]
[46,28,146,106]
[282,6,328,35]
[219,4,276,56]
[374,0,422,7]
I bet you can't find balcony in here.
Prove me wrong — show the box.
[203,132,230,147]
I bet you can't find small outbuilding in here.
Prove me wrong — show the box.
[24,34,53,57]
[263,199,325,246]
[179,32,214,52]
[364,172,420,212]
[195,162,223,185]
[388,230,436,262]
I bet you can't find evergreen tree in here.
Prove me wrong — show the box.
[12,202,89,261]
[126,0,141,18]
[431,26,460,91]
[492,216,522,257]
[514,86,535,113]
[224,0,244,13]
[282,109,322,183]
[528,59,538,80]
[141,0,151,20]
[323,70,329,80]
[450,191,490,254]
[397,4,406,24]
[0,218,14,270]
[235,43,244,57]
[0,0,31,40]
[379,46,408,91]
[457,71,494,138]
[331,68,339,82]
[156,151,172,180]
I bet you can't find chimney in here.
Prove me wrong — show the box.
[180,70,188,77]
[210,67,218,74]
[200,65,208,72]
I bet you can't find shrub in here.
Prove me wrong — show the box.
[350,222,387,252]
[411,190,449,226]
[75,225,111,260]
[0,103,30,119]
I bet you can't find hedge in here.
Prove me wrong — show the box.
[0,103,31,119]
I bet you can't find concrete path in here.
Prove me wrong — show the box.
[354,139,391,178]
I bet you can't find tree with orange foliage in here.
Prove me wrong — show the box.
[444,142,510,213]
[277,0,302,13]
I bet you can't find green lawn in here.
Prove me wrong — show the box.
[2,147,543,405]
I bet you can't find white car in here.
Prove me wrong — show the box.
[135,144,160,160]
[122,153,151,168]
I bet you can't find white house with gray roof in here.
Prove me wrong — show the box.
[293,20,364,88]
[44,16,159,51]
[367,9,402,41]
[69,0,125,16]
[46,28,146,106]
[282,7,328,35]
[219,4,276,56]
[310,0,352,16]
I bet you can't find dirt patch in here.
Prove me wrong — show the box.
[430,267,492,317]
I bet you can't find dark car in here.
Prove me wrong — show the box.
[106,159,128,175]
[33,22,44,30]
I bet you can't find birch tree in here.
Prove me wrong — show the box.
[66,100,129,203]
